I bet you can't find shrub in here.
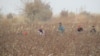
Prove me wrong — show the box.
[60,10,68,17]
[7,13,13,19]
[22,0,52,22]
[0,9,3,19]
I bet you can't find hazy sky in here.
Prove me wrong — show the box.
[0,0,100,15]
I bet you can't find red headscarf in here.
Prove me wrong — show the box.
[22,31,28,36]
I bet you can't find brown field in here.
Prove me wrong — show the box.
[0,15,100,56]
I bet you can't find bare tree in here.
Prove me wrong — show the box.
[60,9,68,18]
[7,13,13,19]
[21,0,52,22]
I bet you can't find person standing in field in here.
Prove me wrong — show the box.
[58,22,65,33]
[38,28,45,36]
[38,25,45,36]
[90,26,96,33]
[77,25,83,32]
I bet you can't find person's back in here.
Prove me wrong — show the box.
[58,23,65,33]
[77,25,83,32]
[38,28,45,36]
[90,26,96,33]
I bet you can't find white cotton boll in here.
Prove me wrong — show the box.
[30,55,32,56]
[48,53,53,56]
[89,54,92,56]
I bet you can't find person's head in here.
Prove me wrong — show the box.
[92,26,95,27]
[22,31,28,36]
[59,22,62,26]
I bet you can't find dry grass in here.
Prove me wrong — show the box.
[0,14,100,56]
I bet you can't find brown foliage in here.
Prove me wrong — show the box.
[22,0,52,22]
[7,13,13,19]
[60,10,68,17]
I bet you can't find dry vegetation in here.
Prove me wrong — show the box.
[22,0,52,22]
[0,14,100,56]
[0,0,100,56]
